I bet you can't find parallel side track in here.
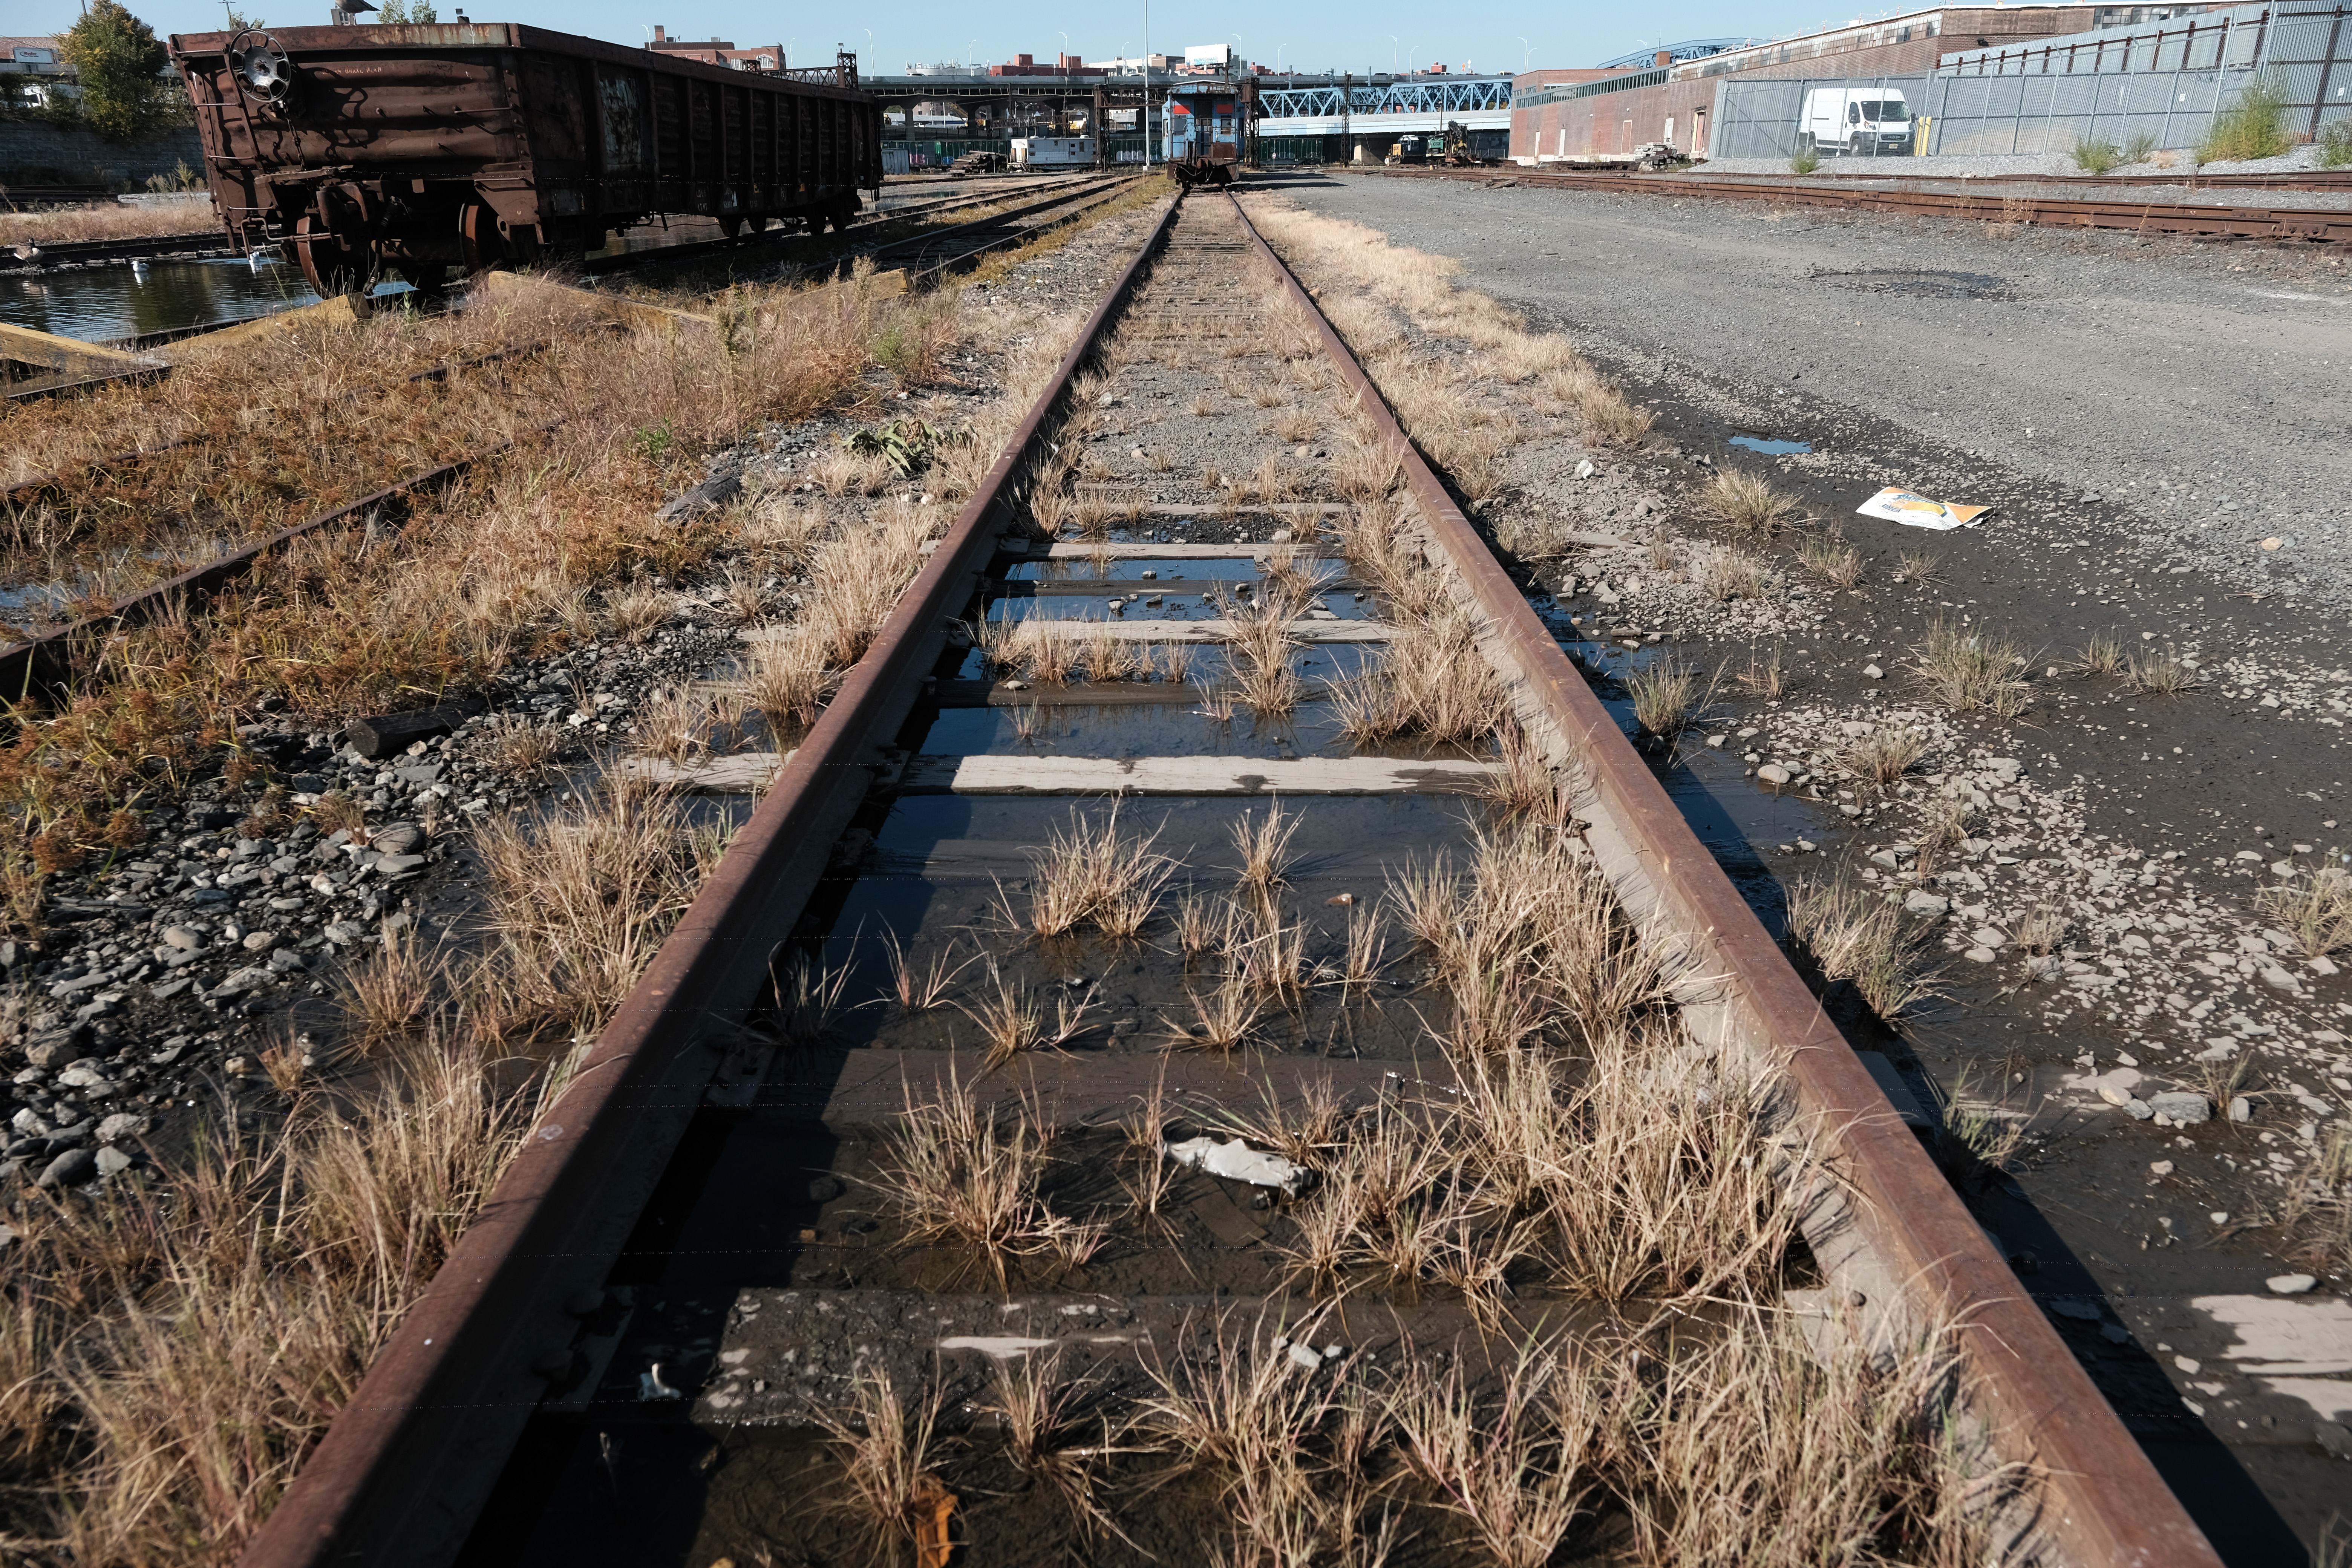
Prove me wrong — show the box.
[1368,162,2352,242]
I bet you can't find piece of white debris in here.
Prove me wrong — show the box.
[1163,1135,1308,1195]
[1286,1342,1324,1371]
[2267,1273,2318,1295]
[639,1362,684,1401]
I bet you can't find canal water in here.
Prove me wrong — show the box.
[0,254,324,346]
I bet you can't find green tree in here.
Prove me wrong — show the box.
[58,0,171,141]
[377,0,441,21]
[222,5,264,29]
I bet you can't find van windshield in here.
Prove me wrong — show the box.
[1860,100,1911,121]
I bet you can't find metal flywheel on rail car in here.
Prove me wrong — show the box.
[167,21,884,295]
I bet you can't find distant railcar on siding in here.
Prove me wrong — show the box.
[1162,79,1254,188]
[167,23,882,295]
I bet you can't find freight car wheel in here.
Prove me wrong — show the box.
[459,202,501,276]
[294,213,366,297]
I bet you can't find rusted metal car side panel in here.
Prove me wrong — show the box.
[167,23,881,291]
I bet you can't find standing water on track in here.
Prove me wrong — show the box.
[0,254,324,343]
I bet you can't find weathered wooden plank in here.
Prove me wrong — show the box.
[1036,618,1389,643]
[901,753,1497,795]
[1035,541,1344,558]
[0,318,155,372]
[618,751,787,793]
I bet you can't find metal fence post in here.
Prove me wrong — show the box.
[2311,7,2347,140]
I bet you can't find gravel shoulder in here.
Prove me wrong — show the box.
[1253,172,2352,1561]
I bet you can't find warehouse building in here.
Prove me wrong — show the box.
[1509,5,2214,160]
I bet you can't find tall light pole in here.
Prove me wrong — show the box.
[1142,0,1152,168]
[966,37,977,67]
[1517,36,1531,71]
[1387,35,1396,75]
[1407,40,1419,77]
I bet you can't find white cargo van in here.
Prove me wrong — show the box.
[1009,136,1096,170]
[1796,88,1915,156]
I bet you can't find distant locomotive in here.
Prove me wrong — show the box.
[167,23,882,296]
[1161,78,1256,188]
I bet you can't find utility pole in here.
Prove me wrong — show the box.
[1142,0,1153,168]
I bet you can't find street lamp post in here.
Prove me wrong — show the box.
[1142,0,1152,168]
[1517,36,1531,71]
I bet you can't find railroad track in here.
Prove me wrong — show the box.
[579,172,1118,277]
[234,188,2219,1568]
[1429,162,2352,194]
[2,181,1142,710]
[1368,162,2352,242]
[862,175,1144,286]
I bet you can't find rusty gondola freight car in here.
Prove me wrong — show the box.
[165,23,882,296]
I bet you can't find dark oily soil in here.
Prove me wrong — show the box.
[1254,171,2351,1560]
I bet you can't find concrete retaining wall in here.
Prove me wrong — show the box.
[0,119,206,189]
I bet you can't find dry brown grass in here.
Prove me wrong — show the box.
[1335,602,1503,746]
[0,1031,547,1562]
[807,1362,949,1553]
[333,918,442,1054]
[1626,660,1713,747]
[1695,469,1800,538]
[1734,646,1788,700]
[1,196,219,248]
[1786,877,1940,1025]
[467,771,705,1040]
[1699,545,1770,603]
[2257,863,2352,958]
[1840,727,1929,789]
[1911,621,2032,718]
[1006,801,1176,942]
[0,264,951,915]
[1242,196,1657,481]
[1268,405,1320,443]
[1798,530,1866,588]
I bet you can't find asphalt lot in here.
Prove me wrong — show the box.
[1268,170,2352,617]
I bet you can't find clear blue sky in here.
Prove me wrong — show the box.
[20,0,1869,77]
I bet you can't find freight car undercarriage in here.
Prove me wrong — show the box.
[170,24,883,298]
[256,168,864,297]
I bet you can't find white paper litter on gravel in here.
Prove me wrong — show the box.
[1163,1135,1309,1194]
[1857,486,1991,531]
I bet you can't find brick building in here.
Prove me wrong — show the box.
[989,53,1106,79]
[646,25,784,72]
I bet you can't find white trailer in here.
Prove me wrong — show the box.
[1009,136,1096,169]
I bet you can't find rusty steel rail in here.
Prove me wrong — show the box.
[864,175,1143,288]
[234,189,1185,1568]
[1223,188,2219,1568]
[1413,162,2352,194]
[1364,162,2352,242]
[577,173,1118,278]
